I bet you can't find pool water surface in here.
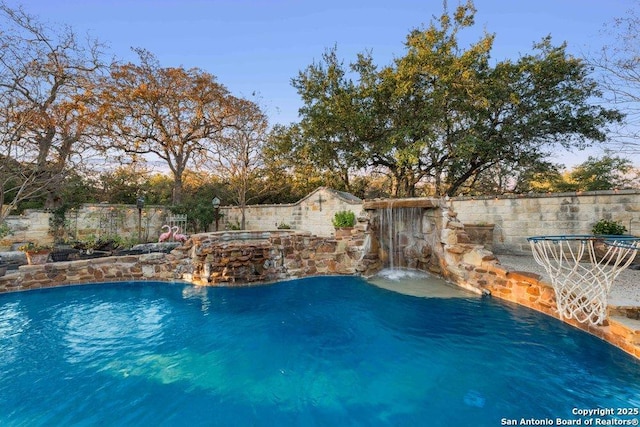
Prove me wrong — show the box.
[0,274,639,426]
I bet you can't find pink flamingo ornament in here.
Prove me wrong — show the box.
[172,226,188,243]
[158,224,173,242]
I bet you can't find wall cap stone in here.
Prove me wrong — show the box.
[451,188,640,202]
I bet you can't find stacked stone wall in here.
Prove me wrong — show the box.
[399,201,640,360]
[0,252,180,293]
[170,229,376,286]
[0,229,375,293]
[462,261,640,359]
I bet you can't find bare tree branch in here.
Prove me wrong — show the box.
[588,1,640,154]
[0,1,107,214]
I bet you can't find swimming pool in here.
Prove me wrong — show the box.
[1,274,639,426]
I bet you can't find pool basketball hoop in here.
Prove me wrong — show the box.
[527,235,640,326]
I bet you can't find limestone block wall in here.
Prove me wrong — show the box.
[3,189,640,257]
[451,189,640,254]
[68,204,168,241]
[1,204,170,249]
[2,211,52,246]
[221,187,364,237]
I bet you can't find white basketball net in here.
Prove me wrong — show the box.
[529,236,640,326]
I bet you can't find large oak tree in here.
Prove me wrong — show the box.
[96,49,238,204]
[278,1,621,197]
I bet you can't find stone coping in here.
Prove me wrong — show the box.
[363,198,437,209]
[451,188,640,201]
[218,187,363,210]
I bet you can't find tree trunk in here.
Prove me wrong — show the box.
[172,173,183,204]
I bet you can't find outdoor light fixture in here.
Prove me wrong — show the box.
[212,196,221,231]
[136,196,145,241]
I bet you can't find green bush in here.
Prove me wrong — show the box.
[591,219,627,235]
[332,210,356,228]
[18,242,52,253]
[0,222,11,239]
[227,220,241,230]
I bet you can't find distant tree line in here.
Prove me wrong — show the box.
[1,0,638,230]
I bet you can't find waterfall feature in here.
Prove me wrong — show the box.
[363,197,496,296]
[377,207,427,269]
[362,198,442,274]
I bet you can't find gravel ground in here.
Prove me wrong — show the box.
[496,253,640,307]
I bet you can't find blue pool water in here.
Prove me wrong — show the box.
[1,275,639,426]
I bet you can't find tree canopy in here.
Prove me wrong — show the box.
[95,49,243,204]
[203,96,270,228]
[273,1,622,197]
[526,153,637,193]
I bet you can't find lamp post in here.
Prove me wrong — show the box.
[212,196,220,231]
[136,196,145,242]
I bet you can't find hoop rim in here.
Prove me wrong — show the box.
[527,234,640,247]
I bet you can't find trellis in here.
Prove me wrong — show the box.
[166,214,188,240]
[97,207,123,237]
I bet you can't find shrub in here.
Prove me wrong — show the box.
[332,210,356,228]
[0,222,11,239]
[227,220,241,230]
[591,219,627,235]
[18,242,52,253]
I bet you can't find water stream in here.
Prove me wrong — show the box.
[376,207,427,269]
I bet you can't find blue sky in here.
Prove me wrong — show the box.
[7,0,639,165]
